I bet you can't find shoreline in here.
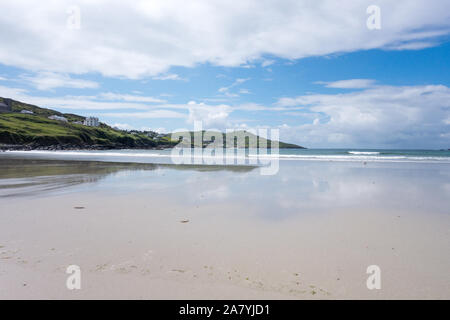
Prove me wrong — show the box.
[3,149,450,166]
[0,144,301,152]
[0,144,173,152]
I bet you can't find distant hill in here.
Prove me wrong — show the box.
[173,130,305,149]
[0,97,305,150]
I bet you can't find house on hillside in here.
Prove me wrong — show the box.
[0,102,11,113]
[48,115,68,122]
[20,110,33,114]
[83,117,99,127]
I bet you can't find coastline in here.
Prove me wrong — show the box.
[0,143,303,152]
[0,144,173,152]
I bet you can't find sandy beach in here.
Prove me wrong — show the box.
[0,156,449,299]
[1,0,450,307]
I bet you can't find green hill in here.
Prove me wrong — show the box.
[0,97,175,149]
[0,97,305,150]
[172,130,304,149]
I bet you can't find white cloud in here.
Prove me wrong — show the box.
[317,79,376,89]
[112,124,167,133]
[232,102,292,112]
[22,72,99,90]
[0,85,170,110]
[98,92,166,103]
[186,101,232,128]
[261,59,275,67]
[0,84,234,124]
[1,1,448,78]
[141,127,167,133]
[112,123,134,130]
[104,110,185,119]
[152,73,186,81]
[217,78,250,97]
[386,41,438,51]
[100,100,235,129]
[234,78,250,85]
[0,85,28,97]
[276,84,450,148]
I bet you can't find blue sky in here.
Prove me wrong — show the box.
[0,1,449,148]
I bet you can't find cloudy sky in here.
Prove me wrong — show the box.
[0,0,449,148]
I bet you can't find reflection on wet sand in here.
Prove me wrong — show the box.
[0,158,256,197]
[0,155,449,299]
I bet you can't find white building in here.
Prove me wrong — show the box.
[83,117,99,127]
[48,115,68,122]
[21,110,33,114]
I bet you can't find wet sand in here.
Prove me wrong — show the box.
[0,157,449,299]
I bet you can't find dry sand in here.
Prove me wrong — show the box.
[0,191,449,299]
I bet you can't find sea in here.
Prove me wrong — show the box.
[2,148,450,164]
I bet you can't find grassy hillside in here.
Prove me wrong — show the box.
[0,97,305,149]
[0,98,175,149]
[172,130,305,149]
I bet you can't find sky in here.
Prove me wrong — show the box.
[0,0,449,149]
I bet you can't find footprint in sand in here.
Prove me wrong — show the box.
[95,263,109,271]
[171,269,186,273]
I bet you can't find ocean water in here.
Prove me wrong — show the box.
[2,148,450,164]
[274,148,450,162]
